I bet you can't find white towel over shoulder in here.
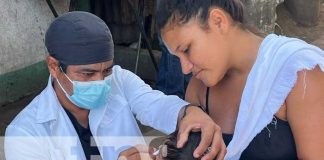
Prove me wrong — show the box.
[225,34,324,160]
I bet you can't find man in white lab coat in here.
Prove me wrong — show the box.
[5,12,226,160]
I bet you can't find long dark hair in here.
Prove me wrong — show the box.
[156,0,245,30]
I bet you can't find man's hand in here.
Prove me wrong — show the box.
[118,145,155,160]
[177,106,227,160]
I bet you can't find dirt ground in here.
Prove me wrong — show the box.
[276,3,324,48]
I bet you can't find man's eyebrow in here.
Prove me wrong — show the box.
[78,68,100,72]
[78,63,114,72]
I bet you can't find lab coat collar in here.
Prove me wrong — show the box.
[88,72,122,135]
[88,97,107,135]
[36,76,62,123]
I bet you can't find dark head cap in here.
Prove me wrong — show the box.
[45,11,114,65]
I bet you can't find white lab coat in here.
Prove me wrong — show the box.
[5,65,188,160]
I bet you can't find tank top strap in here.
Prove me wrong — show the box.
[205,87,210,114]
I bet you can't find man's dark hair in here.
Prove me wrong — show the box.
[60,63,68,73]
[156,0,245,30]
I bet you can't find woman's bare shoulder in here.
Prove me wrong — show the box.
[286,66,324,159]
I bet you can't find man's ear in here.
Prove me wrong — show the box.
[46,56,60,78]
[208,8,231,34]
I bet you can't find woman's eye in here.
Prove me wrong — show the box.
[183,45,191,54]
[183,48,190,54]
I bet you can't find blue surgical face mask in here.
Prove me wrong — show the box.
[56,71,112,110]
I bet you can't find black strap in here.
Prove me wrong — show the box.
[205,87,210,114]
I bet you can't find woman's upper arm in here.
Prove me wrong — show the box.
[286,66,324,159]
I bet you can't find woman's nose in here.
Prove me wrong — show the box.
[179,56,193,74]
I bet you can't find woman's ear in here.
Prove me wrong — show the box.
[208,8,231,34]
[46,56,60,78]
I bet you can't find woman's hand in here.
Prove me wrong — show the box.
[177,105,227,160]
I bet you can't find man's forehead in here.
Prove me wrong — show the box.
[70,60,114,69]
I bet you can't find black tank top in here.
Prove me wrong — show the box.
[205,87,297,159]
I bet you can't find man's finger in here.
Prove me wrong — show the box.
[177,123,201,148]
[133,145,151,153]
[119,145,151,159]
[127,152,153,160]
[148,147,157,159]
[140,153,154,160]
[119,147,139,157]
[126,153,141,160]
[117,155,128,160]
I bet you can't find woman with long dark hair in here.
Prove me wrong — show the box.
[156,0,324,159]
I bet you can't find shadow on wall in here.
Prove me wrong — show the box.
[244,0,322,33]
[284,0,321,26]
[244,0,284,33]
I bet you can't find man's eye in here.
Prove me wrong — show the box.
[82,72,94,76]
[104,69,112,74]
[102,69,110,76]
